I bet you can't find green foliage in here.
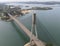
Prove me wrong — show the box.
[46,43,53,46]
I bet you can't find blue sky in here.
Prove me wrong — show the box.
[0,0,60,2]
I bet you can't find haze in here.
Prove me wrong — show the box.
[0,0,60,2]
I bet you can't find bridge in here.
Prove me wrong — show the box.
[8,13,46,46]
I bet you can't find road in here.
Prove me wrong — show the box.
[8,13,45,46]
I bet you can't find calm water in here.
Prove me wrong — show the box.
[0,4,60,46]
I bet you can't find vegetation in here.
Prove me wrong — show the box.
[46,43,53,46]
[30,7,53,10]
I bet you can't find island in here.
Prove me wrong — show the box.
[27,7,53,10]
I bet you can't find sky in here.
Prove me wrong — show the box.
[0,0,60,2]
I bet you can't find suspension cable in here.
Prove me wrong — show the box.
[30,13,38,46]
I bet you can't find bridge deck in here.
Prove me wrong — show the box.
[8,13,45,46]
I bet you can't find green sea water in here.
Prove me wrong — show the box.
[0,4,60,46]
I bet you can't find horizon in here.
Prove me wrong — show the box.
[0,0,60,3]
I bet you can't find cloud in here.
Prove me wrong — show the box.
[0,0,60,2]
